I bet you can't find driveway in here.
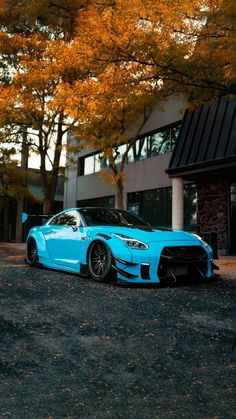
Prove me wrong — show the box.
[0,244,235,418]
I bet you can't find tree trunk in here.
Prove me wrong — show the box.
[15,128,29,243]
[15,195,25,242]
[43,197,53,215]
[115,180,124,209]
[112,105,153,211]
[3,206,9,242]
[40,113,64,216]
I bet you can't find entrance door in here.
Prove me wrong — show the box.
[230,183,236,254]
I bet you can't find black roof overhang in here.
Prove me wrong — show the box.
[167,96,236,180]
[166,155,236,180]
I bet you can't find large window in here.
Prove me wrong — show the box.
[82,153,108,176]
[78,122,182,176]
[128,138,147,161]
[128,188,172,227]
[84,155,95,175]
[127,122,181,162]
[77,195,115,208]
[127,184,197,230]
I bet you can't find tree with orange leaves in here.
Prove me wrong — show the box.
[73,0,235,102]
[0,0,235,215]
[0,0,90,216]
[56,61,157,208]
[57,0,235,208]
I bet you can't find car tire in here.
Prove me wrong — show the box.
[26,238,38,266]
[88,241,114,282]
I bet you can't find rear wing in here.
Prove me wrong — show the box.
[22,212,53,224]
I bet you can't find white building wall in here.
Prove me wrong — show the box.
[139,97,185,135]
[63,165,78,209]
[64,96,185,208]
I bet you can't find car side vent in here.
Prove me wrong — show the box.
[141,263,150,280]
[96,233,111,240]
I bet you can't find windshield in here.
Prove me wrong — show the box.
[80,208,149,227]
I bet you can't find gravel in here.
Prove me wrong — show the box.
[0,245,235,418]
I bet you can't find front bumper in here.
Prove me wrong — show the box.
[113,241,213,284]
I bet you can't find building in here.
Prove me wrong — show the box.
[64,95,236,255]
[167,95,236,255]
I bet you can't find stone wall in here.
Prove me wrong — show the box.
[197,180,229,255]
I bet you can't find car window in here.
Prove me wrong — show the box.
[49,214,61,225]
[80,208,149,226]
[49,210,82,226]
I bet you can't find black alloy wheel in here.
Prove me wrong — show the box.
[88,241,113,282]
[27,239,38,266]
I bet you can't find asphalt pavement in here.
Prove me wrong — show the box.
[0,243,235,419]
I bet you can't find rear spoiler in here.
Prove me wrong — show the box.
[22,212,54,223]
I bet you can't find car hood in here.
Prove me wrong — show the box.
[93,225,198,244]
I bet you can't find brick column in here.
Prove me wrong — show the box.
[197,180,229,255]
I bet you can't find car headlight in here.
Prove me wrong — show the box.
[113,233,148,250]
[192,233,209,247]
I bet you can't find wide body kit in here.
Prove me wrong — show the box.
[25,208,213,284]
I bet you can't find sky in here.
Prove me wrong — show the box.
[28,151,66,170]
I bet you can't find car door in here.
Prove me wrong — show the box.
[43,210,84,268]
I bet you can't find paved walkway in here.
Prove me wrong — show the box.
[0,242,235,279]
[0,242,25,256]
[215,256,236,280]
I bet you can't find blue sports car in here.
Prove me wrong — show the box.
[25,207,214,284]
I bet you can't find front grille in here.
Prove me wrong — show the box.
[157,246,208,281]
